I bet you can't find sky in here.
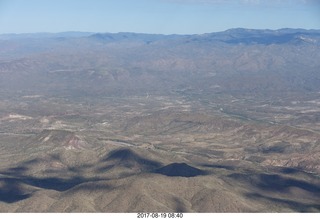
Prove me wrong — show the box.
[0,0,319,34]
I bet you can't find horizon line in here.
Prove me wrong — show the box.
[1,27,320,36]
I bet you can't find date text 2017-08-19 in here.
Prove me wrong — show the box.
[137,213,183,218]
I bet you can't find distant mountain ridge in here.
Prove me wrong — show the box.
[0,31,93,40]
[1,28,320,45]
[88,28,320,45]
[1,28,320,97]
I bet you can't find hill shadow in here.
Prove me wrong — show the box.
[0,157,111,204]
[153,163,207,177]
[21,176,89,192]
[228,173,320,194]
[227,172,320,212]
[275,167,301,175]
[246,193,320,212]
[0,178,32,203]
[97,148,162,172]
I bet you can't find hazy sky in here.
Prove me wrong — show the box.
[0,0,319,34]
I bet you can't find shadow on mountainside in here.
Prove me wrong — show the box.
[245,193,320,212]
[0,178,32,203]
[0,148,163,204]
[228,173,320,194]
[0,174,107,204]
[153,163,207,177]
[226,171,320,212]
[97,148,162,173]
[0,158,107,204]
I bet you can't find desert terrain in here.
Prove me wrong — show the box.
[0,29,319,212]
